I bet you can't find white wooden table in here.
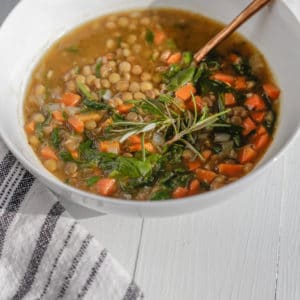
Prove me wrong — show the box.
[2,1,300,299]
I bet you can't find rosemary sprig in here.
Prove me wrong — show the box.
[105,96,230,156]
[165,109,230,145]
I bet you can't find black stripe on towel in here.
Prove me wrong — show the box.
[39,222,77,299]
[0,152,16,185]
[123,282,144,300]
[77,249,108,299]
[0,165,26,209]
[12,201,65,300]
[0,171,35,257]
[56,234,93,299]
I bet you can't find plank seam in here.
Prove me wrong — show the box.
[274,156,286,300]
[132,218,145,281]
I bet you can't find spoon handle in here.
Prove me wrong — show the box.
[194,0,272,62]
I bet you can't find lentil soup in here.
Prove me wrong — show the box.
[24,8,280,201]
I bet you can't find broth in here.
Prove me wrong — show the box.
[24,8,280,200]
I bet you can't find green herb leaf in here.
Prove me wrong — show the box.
[35,123,44,141]
[64,45,79,53]
[83,98,110,111]
[95,62,102,78]
[167,66,196,91]
[145,29,154,44]
[59,151,76,162]
[50,128,60,149]
[151,189,172,200]
[182,51,193,65]
[165,39,177,49]
[212,144,222,154]
[86,176,100,187]
[76,81,94,100]
[62,111,68,120]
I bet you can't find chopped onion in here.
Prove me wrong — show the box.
[45,103,61,112]
[152,133,165,146]
[64,106,81,116]
[214,133,231,143]
[102,89,112,101]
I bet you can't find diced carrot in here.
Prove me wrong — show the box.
[167,52,182,65]
[263,83,280,100]
[106,53,115,60]
[61,92,81,106]
[68,116,84,133]
[175,83,196,101]
[242,117,256,136]
[99,118,112,130]
[228,53,241,64]
[96,178,117,196]
[254,133,270,151]
[244,94,266,111]
[144,143,155,153]
[249,125,268,144]
[195,169,217,184]
[117,104,134,114]
[202,149,212,161]
[172,186,189,199]
[128,142,155,153]
[257,125,267,136]
[224,93,236,106]
[212,73,235,85]
[99,141,120,154]
[187,159,202,171]
[40,146,58,161]
[71,150,79,160]
[128,135,142,145]
[25,121,35,134]
[186,96,205,111]
[52,111,65,122]
[154,30,167,45]
[238,145,257,164]
[250,111,266,123]
[235,76,247,90]
[188,179,200,196]
[218,164,244,177]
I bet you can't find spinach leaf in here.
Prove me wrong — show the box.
[163,64,181,80]
[197,78,233,96]
[151,189,172,201]
[182,51,193,65]
[76,81,94,100]
[59,151,76,162]
[193,62,210,83]
[167,66,196,91]
[165,39,177,49]
[232,59,251,76]
[212,144,222,154]
[145,29,154,44]
[86,176,100,187]
[50,128,60,150]
[35,123,44,141]
[83,98,110,111]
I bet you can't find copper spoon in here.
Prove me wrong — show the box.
[194,0,272,63]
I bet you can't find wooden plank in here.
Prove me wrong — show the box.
[276,132,300,300]
[135,160,283,300]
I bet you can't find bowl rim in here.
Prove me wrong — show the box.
[0,0,300,211]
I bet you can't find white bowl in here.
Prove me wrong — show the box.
[0,0,299,217]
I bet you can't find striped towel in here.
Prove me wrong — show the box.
[0,139,143,300]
